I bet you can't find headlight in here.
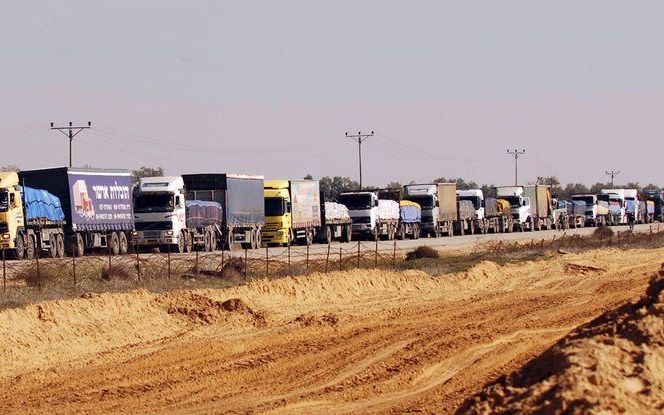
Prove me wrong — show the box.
[166,230,174,236]
[2,234,10,239]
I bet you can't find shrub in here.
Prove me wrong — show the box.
[593,226,614,239]
[405,245,440,261]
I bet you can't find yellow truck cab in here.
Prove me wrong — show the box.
[0,172,25,253]
[263,179,322,246]
[263,180,292,245]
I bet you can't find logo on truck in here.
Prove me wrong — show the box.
[73,179,95,219]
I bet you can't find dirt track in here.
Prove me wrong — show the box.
[0,247,662,414]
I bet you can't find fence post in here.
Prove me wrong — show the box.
[374,237,378,268]
[325,244,330,273]
[265,246,269,278]
[392,239,397,270]
[195,249,199,275]
[306,244,310,272]
[220,247,225,277]
[35,246,41,291]
[244,247,248,280]
[167,248,171,279]
[339,246,343,271]
[108,242,112,271]
[2,248,5,293]
[136,242,141,281]
[72,243,77,287]
[287,242,291,275]
[356,242,361,268]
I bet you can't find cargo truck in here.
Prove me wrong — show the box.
[133,176,222,252]
[402,183,456,237]
[638,201,655,224]
[456,199,478,235]
[318,201,353,244]
[483,197,514,233]
[0,172,67,259]
[571,194,608,226]
[524,185,555,230]
[598,189,626,225]
[457,189,484,233]
[263,180,321,246]
[182,174,264,250]
[339,191,400,240]
[495,186,533,231]
[19,167,133,256]
[377,189,421,240]
[643,189,664,222]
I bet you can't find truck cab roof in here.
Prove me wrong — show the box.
[457,189,483,198]
[139,176,184,193]
[0,172,19,188]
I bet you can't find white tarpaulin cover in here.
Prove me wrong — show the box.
[378,199,400,221]
[324,202,350,222]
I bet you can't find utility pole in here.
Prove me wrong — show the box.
[506,149,525,186]
[50,121,92,167]
[605,170,620,188]
[345,131,374,189]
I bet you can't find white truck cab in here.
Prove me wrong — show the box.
[623,189,639,221]
[402,184,439,235]
[339,191,379,236]
[599,189,626,224]
[134,177,186,250]
[495,186,531,230]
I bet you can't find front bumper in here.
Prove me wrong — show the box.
[351,223,373,234]
[262,229,289,244]
[135,231,178,246]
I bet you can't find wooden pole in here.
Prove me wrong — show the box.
[325,244,330,273]
[35,245,41,291]
[136,242,141,281]
[167,248,171,279]
[72,243,77,286]
[374,236,378,268]
[356,242,361,268]
[265,246,269,278]
[339,246,343,271]
[244,247,248,280]
[392,239,397,270]
[306,244,310,271]
[220,247,225,277]
[2,248,5,293]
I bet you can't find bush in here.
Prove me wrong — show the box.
[405,245,440,261]
[593,226,614,239]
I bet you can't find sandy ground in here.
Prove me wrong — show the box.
[0,247,662,414]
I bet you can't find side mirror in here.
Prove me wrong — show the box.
[287,202,292,213]
[9,193,16,208]
[175,196,181,207]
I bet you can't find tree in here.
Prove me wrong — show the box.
[0,165,20,172]
[385,181,402,190]
[131,166,164,185]
[319,176,360,202]
[303,174,313,180]
[433,177,477,190]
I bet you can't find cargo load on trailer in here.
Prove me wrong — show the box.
[318,201,353,244]
[524,185,555,230]
[182,174,264,250]
[19,167,133,256]
[403,183,456,237]
[480,197,514,233]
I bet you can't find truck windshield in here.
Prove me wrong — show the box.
[339,194,372,210]
[0,191,7,212]
[405,195,434,209]
[265,197,286,216]
[134,193,175,213]
[572,196,595,205]
[459,196,481,210]
[503,196,521,208]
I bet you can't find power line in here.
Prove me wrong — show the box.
[345,131,374,189]
[605,170,620,188]
[506,149,525,186]
[50,121,92,167]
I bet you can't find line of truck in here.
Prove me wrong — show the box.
[2,165,664,260]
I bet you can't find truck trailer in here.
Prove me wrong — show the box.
[643,189,664,222]
[18,167,133,256]
[263,180,322,246]
[182,174,264,250]
[396,200,421,240]
[319,201,353,244]
[133,176,222,252]
[0,172,66,259]
[402,183,456,237]
[524,185,555,230]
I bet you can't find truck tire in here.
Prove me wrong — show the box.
[254,228,262,249]
[119,232,129,254]
[224,231,234,251]
[176,232,186,253]
[305,228,314,246]
[323,226,332,244]
[185,233,193,253]
[110,232,120,256]
[204,231,212,252]
[396,224,405,240]
[73,234,85,257]
[210,232,217,251]
[413,224,420,239]
[25,235,36,260]
[14,234,25,260]
[49,235,58,258]
[56,234,65,258]
[341,224,352,243]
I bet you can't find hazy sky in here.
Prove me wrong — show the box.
[2,1,663,187]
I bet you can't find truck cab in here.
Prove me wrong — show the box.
[572,194,599,225]
[402,185,439,236]
[339,191,378,237]
[599,189,626,224]
[495,186,531,231]
[623,189,639,222]
[0,172,25,255]
[457,189,484,220]
[134,177,187,251]
[263,180,293,245]
[643,189,664,222]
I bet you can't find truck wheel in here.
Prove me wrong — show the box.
[14,235,25,260]
[25,235,36,260]
[305,229,314,246]
[204,231,212,252]
[254,229,262,249]
[324,227,332,244]
[176,233,185,253]
[185,233,193,253]
[119,232,129,254]
[110,232,120,256]
[396,224,405,240]
[49,235,58,258]
[56,234,65,258]
[224,231,234,251]
[413,224,420,239]
[210,232,217,251]
[73,234,85,257]
[341,224,352,243]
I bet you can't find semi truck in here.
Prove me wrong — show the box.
[402,183,456,237]
[643,189,664,222]
[339,191,400,240]
[599,189,626,225]
[571,194,609,226]
[182,174,264,250]
[318,201,353,244]
[0,172,66,259]
[19,167,133,256]
[262,180,322,246]
[524,185,555,230]
[456,199,478,235]
[495,186,533,231]
[133,176,222,252]
[396,201,421,240]
[483,197,514,233]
